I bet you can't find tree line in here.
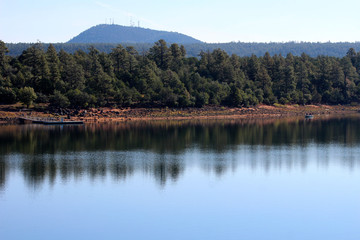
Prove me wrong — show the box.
[6,42,360,58]
[1,39,360,109]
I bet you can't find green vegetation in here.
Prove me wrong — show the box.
[7,42,360,58]
[1,39,360,108]
[18,87,37,108]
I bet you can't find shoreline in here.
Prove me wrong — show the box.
[1,104,359,124]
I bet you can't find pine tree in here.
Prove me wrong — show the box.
[148,39,172,70]
[46,44,63,93]
[341,57,358,103]
[0,41,11,87]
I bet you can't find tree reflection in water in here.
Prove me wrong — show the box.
[1,116,360,189]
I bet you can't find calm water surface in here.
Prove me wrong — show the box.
[1,117,360,240]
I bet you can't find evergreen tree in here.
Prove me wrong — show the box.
[315,56,332,96]
[271,54,285,101]
[282,53,296,102]
[149,39,172,70]
[87,47,113,104]
[46,44,63,92]
[262,52,274,79]
[169,43,184,72]
[341,56,358,103]
[247,54,260,82]
[296,61,311,104]
[19,43,52,94]
[0,40,10,87]
[256,65,273,104]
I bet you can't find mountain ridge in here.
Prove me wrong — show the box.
[67,24,202,44]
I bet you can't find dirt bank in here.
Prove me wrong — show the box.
[1,104,359,124]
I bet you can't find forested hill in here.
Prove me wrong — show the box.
[6,41,360,58]
[68,24,202,44]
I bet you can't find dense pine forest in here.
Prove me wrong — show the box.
[1,39,360,109]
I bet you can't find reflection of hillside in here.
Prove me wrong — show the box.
[0,116,360,189]
[0,157,6,190]
[1,117,360,156]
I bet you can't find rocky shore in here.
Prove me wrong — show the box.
[0,104,359,124]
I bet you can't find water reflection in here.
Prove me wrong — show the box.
[2,117,360,155]
[0,156,6,190]
[1,116,360,189]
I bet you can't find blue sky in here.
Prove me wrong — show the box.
[1,0,360,43]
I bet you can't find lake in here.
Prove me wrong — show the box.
[1,116,360,240]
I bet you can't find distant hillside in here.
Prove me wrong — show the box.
[6,41,360,58]
[67,24,202,44]
[186,41,360,57]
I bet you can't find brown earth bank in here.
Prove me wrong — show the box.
[0,104,359,124]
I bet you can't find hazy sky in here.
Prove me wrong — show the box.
[1,0,360,43]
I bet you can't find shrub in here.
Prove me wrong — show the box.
[49,91,70,108]
[18,87,37,108]
[66,89,92,108]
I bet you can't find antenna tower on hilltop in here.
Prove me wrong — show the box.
[106,18,115,25]
[130,17,136,27]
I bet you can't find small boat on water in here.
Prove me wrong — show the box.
[18,117,84,125]
[305,113,314,119]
